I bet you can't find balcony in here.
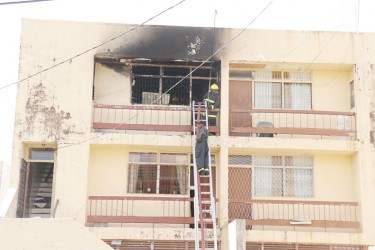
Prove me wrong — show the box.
[87,196,359,232]
[229,199,360,232]
[93,104,220,133]
[230,109,356,138]
[87,196,210,227]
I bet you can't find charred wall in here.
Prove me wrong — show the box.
[112,25,220,61]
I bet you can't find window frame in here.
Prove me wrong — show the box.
[127,152,190,195]
[253,70,312,110]
[130,63,219,106]
[228,154,314,198]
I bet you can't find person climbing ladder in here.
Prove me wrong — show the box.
[195,120,209,175]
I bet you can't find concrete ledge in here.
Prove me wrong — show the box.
[0,218,111,250]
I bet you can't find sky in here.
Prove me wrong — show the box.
[0,0,373,166]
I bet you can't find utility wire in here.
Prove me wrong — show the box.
[58,0,275,149]
[0,0,53,5]
[0,0,187,90]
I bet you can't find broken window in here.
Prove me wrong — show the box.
[131,62,219,106]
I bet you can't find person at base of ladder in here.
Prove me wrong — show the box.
[203,83,221,126]
[195,120,209,176]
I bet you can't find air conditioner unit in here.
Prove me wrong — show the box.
[142,92,170,105]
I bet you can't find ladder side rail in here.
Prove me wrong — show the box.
[193,101,207,250]
[204,101,218,250]
[196,102,206,250]
[192,101,199,250]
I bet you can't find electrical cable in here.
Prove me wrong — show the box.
[57,0,275,150]
[0,0,53,5]
[0,0,187,90]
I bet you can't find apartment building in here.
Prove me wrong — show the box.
[2,18,375,249]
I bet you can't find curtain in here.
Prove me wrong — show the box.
[176,165,186,195]
[127,164,139,193]
[284,83,311,110]
[254,82,282,108]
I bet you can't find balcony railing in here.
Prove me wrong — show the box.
[87,196,202,226]
[230,109,356,138]
[93,104,220,133]
[229,199,360,231]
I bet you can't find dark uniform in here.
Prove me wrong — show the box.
[195,123,209,175]
[203,90,220,126]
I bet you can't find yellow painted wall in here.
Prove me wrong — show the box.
[312,70,352,112]
[314,154,355,201]
[88,145,128,195]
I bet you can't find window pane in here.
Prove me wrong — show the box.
[160,154,188,164]
[229,155,252,165]
[29,148,54,160]
[127,164,157,194]
[285,156,313,167]
[287,72,311,81]
[285,168,313,197]
[253,156,281,166]
[284,83,312,110]
[254,71,273,80]
[159,165,188,195]
[254,167,282,197]
[254,82,282,108]
[162,78,190,105]
[253,155,314,198]
[132,77,160,104]
[129,153,157,163]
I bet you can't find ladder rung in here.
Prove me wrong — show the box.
[202,218,213,222]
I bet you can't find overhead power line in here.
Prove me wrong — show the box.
[58,0,275,149]
[0,0,53,5]
[0,0,187,90]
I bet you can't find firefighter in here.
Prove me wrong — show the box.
[203,83,220,126]
[195,120,209,175]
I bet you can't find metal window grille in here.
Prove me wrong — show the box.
[228,155,252,165]
[229,155,314,198]
[131,64,217,106]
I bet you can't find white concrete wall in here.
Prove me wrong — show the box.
[0,161,10,204]
[0,218,112,250]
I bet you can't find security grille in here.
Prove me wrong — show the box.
[229,155,314,198]
[246,243,364,250]
[131,63,218,106]
[104,240,221,249]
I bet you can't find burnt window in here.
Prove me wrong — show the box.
[131,62,219,106]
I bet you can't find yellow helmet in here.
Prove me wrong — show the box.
[210,83,219,90]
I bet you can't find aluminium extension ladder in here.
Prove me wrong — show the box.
[192,101,218,250]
